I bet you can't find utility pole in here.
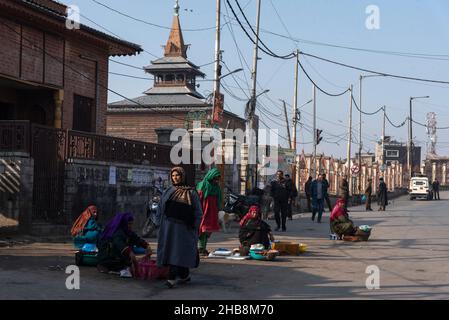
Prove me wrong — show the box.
[358,75,363,196]
[408,96,430,180]
[312,84,317,178]
[381,105,386,166]
[346,86,353,196]
[281,100,292,148]
[246,0,261,191]
[292,49,299,183]
[212,0,224,204]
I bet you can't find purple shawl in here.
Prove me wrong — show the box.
[100,212,134,241]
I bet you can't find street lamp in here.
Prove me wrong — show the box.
[358,74,386,196]
[219,68,243,80]
[409,95,430,179]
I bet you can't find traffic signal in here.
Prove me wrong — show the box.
[316,129,323,145]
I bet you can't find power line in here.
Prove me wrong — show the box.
[90,0,219,32]
[351,95,384,115]
[300,51,449,85]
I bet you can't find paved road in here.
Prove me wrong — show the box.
[1,192,449,300]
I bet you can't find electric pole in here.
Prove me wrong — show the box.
[292,49,299,183]
[381,105,386,166]
[246,0,261,192]
[358,75,363,196]
[312,84,317,178]
[346,85,353,196]
[281,100,292,148]
[212,0,224,204]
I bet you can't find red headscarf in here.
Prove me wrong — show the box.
[330,198,346,222]
[70,205,98,237]
[240,205,261,227]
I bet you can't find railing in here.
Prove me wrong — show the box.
[0,121,173,167]
[67,130,172,166]
[0,120,30,153]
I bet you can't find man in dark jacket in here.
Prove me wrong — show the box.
[365,178,373,211]
[432,179,441,200]
[322,173,332,212]
[270,170,293,232]
[304,176,313,212]
[377,177,388,211]
[340,175,350,209]
[285,174,298,220]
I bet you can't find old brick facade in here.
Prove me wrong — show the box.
[0,0,141,134]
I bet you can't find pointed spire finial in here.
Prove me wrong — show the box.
[174,0,180,16]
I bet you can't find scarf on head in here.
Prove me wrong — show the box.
[330,198,347,221]
[169,167,193,205]
[100,212,134,241]
[240,205,261,227]
[71,205,97,237]
[197,167,222,209]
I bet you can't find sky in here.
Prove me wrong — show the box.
[64,0,449,160]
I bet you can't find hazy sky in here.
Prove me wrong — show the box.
[64,0,449,159]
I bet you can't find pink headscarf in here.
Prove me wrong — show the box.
[240,205,261,227]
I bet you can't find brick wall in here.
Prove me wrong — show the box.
[0,15,109,134]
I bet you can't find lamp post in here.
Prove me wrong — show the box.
[359,74,385,197]
[408,95,430,179]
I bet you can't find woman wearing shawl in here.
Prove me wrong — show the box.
[156,167,203,288]
[196,167,222,256]
[97,212,149,276]
[239,205,274,251]
[330,198,356,238]
[71,205,102,249]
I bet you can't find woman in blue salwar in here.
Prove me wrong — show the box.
[71,205,102,249]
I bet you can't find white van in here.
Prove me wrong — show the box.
[409,176,431,200]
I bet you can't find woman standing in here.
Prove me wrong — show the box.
[197,167,222,256]
[71,205,102,249]
[156,167,203,288]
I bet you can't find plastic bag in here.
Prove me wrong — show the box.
[136,256,169,280]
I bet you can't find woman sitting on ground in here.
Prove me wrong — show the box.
[97,212,150,277]
[330,198,357,239]
[71,205,102,249]
[239,205,274,253]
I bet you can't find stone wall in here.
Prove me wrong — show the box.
[64,159,171,233]
[0,153,34,233]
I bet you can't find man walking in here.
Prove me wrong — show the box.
[365,178,373,211]
[304,176,313,212]
[339,175,350,209]
[311,174,325,223]
[322,173,332,212]
[270,170,293,232]
[432,179,441,200]
[285,174,298,220]
[377,177,388,211]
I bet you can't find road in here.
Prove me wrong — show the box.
[1,192,449,300]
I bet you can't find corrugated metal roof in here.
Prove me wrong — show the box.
[143,86,204,98]
[108,94,210,108]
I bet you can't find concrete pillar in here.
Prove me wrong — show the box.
[441,162,447,186]
[432,162,437,182]
[54,89,64,129]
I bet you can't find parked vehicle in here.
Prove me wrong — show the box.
[409,176,432,200]
[224,187,263,220]
[141,186,163,238]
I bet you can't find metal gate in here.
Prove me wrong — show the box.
[31,124,67,224]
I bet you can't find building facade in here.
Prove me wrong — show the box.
[0,0,141,134]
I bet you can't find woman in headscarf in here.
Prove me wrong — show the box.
[196,167,222,256]
[156,167,203,288]
[97,212,150,276]
[239,205,274,251]
[330,198,356,238]
[71,205,101,249]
